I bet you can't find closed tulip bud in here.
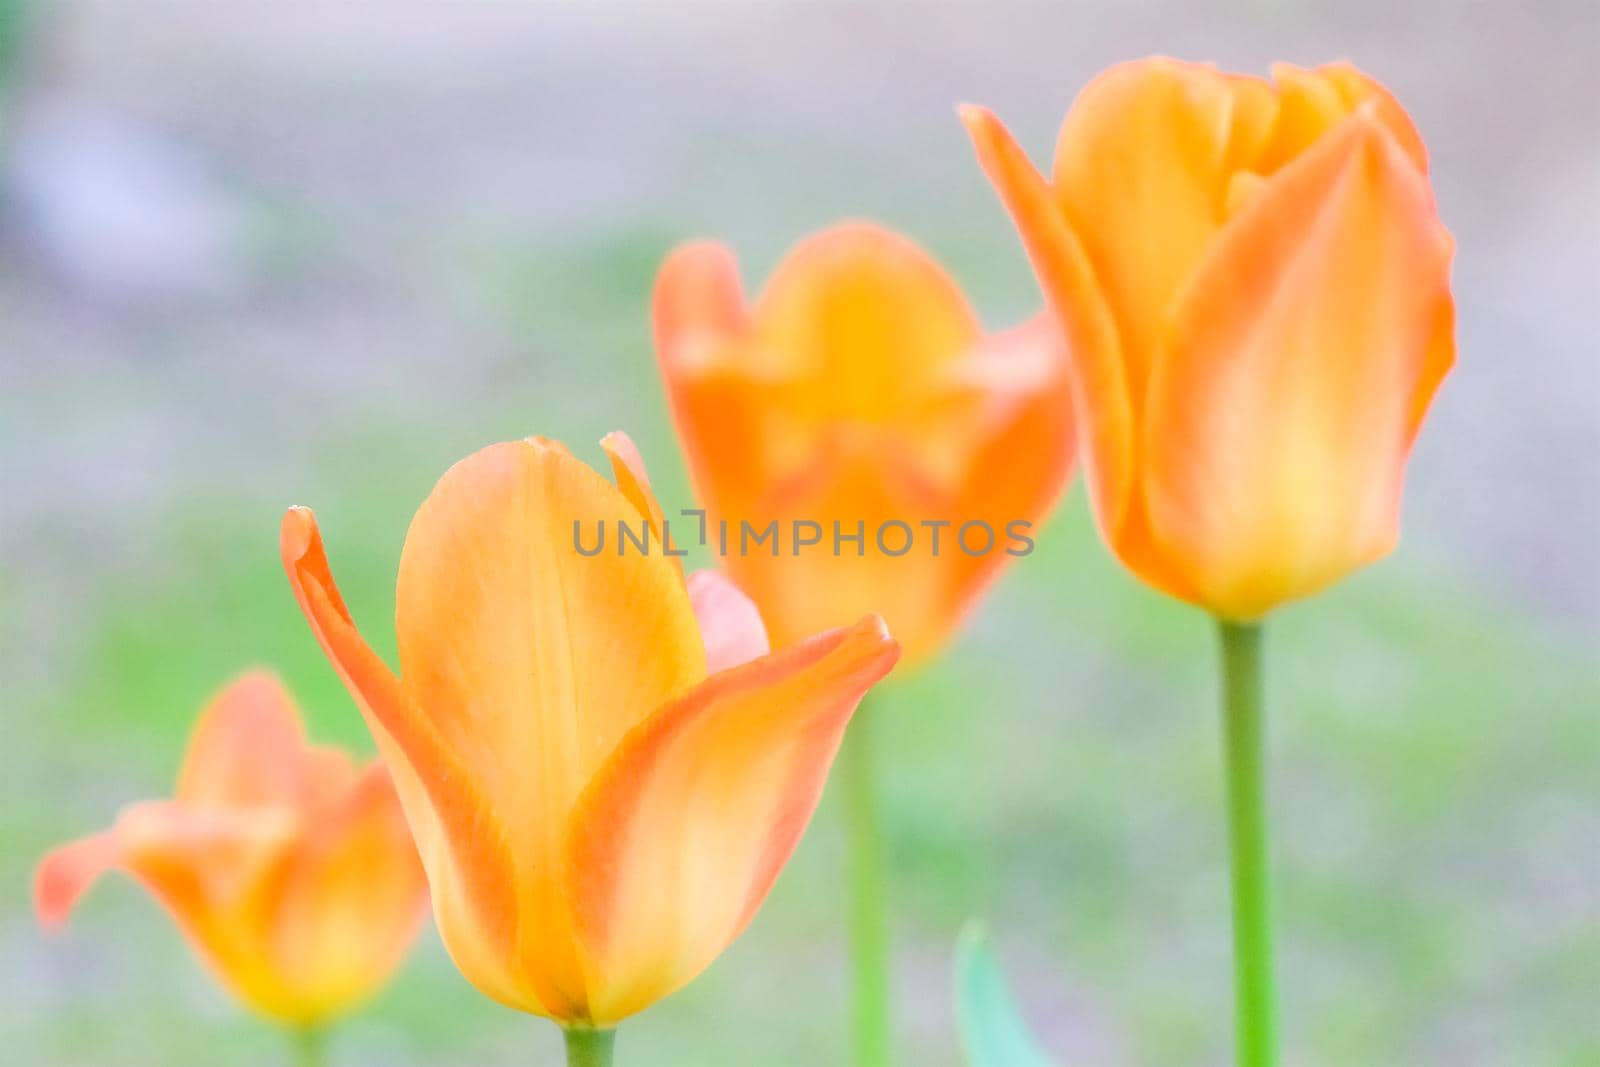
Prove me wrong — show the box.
[36,671,428,1028]
[653,222,1075,664]
[963,58,1455,619]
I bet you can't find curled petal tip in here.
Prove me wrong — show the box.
[837,614,902,683]
[654,241,747,357]
[34,868,70,931]
[658,238,741,282]
[600,429,672,544]
[231,665,286,690]
[519,436,572,459]
[956,102,990,127]
[957,103,1004,145]
[35,833,118,932]
[599,430,645,479]
[663,237,734,263]
[280,506,316,559]
[859,613,896,647]
[959,105,1043,195]
[655,241,739,298]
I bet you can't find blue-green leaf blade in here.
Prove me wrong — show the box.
[954,921,1057,1067]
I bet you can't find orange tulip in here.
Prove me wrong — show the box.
[279,432,899,1027]
[35,670,428,1027]
[963,58,1456,619]
[652,222,1074,665]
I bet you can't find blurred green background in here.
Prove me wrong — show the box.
[4,3,1597,1065]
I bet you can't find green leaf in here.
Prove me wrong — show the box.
[954,921,1057,1067]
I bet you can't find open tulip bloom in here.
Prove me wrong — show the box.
[653,222,1074,1065]
[964,58,1456,1065]
[280,432,900,1065]
[36,671,428,1065]
[653,222,1074,666]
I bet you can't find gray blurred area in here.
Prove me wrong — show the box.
[4,2,1598,620]
[3,3,1597,1066]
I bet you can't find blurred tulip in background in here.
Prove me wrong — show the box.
[36,671,428,1031]
[653,222,1075,665]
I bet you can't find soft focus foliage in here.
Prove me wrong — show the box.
[954,924,1055,1067]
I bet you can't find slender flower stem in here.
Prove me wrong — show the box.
[841,693,891,1067]
[563,1026,616,1067]
[1216,620,1278,1067]
[289,1026,328,1067]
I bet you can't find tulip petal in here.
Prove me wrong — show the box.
[752,222,980,397]
[392,439,707,1013]
[1253,62,1354,175]
[653,242,777,518]
[1316,64,1428,172]
[1144,112,1455,618]
[120,804,314,1013]
[754,225,991,483]
[657,361,775,526]
[36,831,120,930]
[38,801,304,1015]
[687,569,770,673]
[654,229,993,525]
[393,437,706,815]
[962,104,1134,539]
[38,807,299,933]
[394,440,705,770]
[601,430,683,573]
[659,222,1064,660]
[564,615,900,1024]
[1047,60,1277,389]
[176,670,310,808]
[680,416,1009,663]
[280,506,536,1013]
[654,240,748,373]
[258,764,429,1023]
[942,315,1076,634]
[600,430,659,524]
[1257,63,1429,178]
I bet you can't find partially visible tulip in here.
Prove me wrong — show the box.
[36,670,428,1029]
[279,432,899,1040]
[653,221,1074,665]
[963,58,1455,619]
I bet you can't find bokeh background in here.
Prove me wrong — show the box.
[5,2,1597,1065]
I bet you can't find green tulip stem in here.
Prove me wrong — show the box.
[1217,619,1278,1067]
[563,1026,616,1067]
[842,693,892,1067]
[290,1026,328,1067]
